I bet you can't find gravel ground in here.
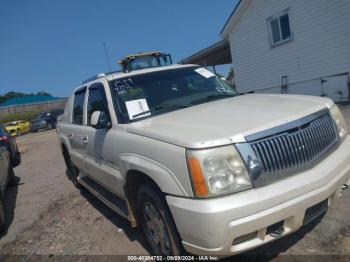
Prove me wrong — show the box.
[0,105,349,260]
[0,130,148,257]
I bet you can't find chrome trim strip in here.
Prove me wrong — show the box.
[245,108,329,142]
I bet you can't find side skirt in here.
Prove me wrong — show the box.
[78,172,129,220]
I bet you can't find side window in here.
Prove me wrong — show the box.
[87,84,109,125]
[268,9,292,47]
[72,90,86,125]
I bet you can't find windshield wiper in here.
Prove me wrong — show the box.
[190,93,235,105]
[132,110,152,119]
[132,104,190,119]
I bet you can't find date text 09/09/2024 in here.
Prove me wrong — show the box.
[127,256,219,261]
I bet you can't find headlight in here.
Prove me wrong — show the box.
[330,105,348,142]
[187,145,253,198]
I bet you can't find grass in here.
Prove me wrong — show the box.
[0,110,41,124]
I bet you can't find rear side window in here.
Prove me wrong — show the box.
[72,90,86,125]
[87,84,109,125]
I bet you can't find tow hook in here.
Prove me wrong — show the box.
[268,221,285,238]
[270,227,285,238]
[342,184,349,191]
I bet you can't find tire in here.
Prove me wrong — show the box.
[47,123,53,130]
[7,166,16,187]
[137,184,183,256]
[11,152,21,168]
[16,129,21,136]
[0,197,6,234]
[62,150,81,189]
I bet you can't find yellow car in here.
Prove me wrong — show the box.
[5,120,30,136]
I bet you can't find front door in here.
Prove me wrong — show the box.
[83,82,122,196]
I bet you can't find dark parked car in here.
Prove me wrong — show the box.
[0,147,15,233]
[30,109,64,132]
[0,124,20,167]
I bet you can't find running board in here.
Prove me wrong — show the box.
[78,173,129,219]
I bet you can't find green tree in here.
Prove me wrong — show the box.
[226,68,235,84]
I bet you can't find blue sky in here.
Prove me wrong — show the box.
[0,0,238,97]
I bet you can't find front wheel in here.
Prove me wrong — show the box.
[137,185,183,256]
[16,129,21,136]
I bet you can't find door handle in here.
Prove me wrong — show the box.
[82,135,88,144]
[69,133,74,139]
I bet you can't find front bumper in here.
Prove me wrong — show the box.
[166,136,350,256]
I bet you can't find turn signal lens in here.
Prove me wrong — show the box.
[0,135,9,142]
[330,105,348,142]
[188,157,208,197]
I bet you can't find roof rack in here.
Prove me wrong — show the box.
[81,70,122,85]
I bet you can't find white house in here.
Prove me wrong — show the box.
[182,0,350,102]
[220,0,350,102]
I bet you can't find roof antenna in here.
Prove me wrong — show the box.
[103,42,113,72]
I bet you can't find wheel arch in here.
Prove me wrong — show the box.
[120,153,188,197]
[121,153,190,227]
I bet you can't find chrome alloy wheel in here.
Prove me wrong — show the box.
[142,201,171,255]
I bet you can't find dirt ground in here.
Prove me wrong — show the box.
[0,105,349,260]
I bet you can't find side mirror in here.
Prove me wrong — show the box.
[91,111,111,129]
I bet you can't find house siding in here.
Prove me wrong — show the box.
[228,0,350,101]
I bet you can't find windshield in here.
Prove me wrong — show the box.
[125,55,172,72]
[5,122,18,127]
[109,66,238,123]
[129,56,158,71]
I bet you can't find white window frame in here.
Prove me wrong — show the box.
[267,8,293,47]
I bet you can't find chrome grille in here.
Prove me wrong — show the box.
[250,113,338,174]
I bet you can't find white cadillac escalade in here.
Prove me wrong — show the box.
[57,64,350,256]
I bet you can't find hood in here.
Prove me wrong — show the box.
[126,94,334,149]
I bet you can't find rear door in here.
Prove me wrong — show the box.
[68,88,89,172]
